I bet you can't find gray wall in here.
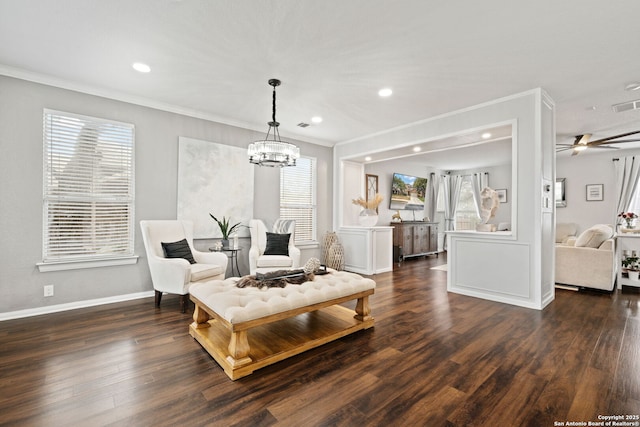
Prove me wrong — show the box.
[556,150,621,233]
[0,76,332,315]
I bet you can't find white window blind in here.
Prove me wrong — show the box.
[280,156,317,244]
[42,109,135,262]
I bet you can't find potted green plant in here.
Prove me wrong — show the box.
[623,256,640,280]
[209,214,242,247]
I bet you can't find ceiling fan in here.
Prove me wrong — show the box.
[556,130,640,155]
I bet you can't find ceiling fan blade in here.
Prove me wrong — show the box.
[589,145,619,149]
[597,139,640,144]
[588,130,640,146]
[556,146,575,152]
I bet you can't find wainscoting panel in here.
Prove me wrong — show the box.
[448,237,533,307]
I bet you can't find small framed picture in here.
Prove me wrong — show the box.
[586,184,604,201]
[496,189,507,203]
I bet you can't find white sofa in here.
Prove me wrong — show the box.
[556,222,578,244]
[555,224,616,291]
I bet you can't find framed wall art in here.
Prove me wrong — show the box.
[366,174,378,211]
[586,184,603,201]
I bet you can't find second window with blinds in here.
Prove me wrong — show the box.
[279,156,317,245]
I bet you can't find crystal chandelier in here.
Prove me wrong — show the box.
[248,79,300,167]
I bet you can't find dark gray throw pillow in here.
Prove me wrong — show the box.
[264,232,290,256]
[161,238,196,264]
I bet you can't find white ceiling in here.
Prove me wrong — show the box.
[1,0,640,164]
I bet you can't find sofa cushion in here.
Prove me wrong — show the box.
[574,224,613,248]
[264,232,290,256]
[257,255,293,268]
[161,238,196,264]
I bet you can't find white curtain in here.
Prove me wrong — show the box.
[442,174,463,232]
[427,172,441,223]
[615,156,640,223]
[470,172,489,218]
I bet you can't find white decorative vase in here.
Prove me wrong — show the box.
[358,209,378,227]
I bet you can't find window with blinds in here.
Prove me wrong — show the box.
[280,156,317,244]
[42,109,135,263]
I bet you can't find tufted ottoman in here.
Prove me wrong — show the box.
[188,270,375,380]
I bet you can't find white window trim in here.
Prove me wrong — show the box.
[37,256,138,272]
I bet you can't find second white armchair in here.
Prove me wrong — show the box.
[249,219,301,275]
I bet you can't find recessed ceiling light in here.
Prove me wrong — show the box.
[481,132,492,139]
[378,88,393,97]
[625,82,640,91]
[365,156,372,161]
[413,147,421,152]
[132,62,151,73]
[311,116,323,124]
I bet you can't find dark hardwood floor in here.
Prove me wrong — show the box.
[1,256,639,426]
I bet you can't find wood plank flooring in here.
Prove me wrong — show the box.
[1,255,639,426]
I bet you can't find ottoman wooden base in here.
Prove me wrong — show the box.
[189,301,373,380]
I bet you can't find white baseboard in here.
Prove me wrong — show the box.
[0,291,155,321]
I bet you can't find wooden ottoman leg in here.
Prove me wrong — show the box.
[226,330,252,367]
[191,304,211,329]
[354,295,373,322]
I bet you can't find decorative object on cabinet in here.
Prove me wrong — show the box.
[618,211,638,230]
[352,193,383,226]
[391,222,439,261]
[476,187,500,232]
[586,184,604,201]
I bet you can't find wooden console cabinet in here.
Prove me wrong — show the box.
[391,221,439,260]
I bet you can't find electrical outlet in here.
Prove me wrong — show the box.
[44,285,54,297]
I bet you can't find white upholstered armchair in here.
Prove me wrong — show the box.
[140,220,228,312]
[249,219,301,275]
